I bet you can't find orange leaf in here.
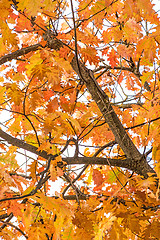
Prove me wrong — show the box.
[92,169,103,187]
[107,49,119,68]
[27,160,37,179]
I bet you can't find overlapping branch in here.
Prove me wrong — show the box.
[0,23,155,197]
[0,128,152,175]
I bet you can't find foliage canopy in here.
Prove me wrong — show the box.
[0,0,160,239]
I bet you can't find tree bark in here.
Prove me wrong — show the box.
[70,56,154,177]
[0,128,154,176]
[0,40,155,177]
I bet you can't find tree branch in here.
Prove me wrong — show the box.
[0,220,28,238]
[0,128,153,176]
[0,129,50,159]
[70,56,154,177]
[0,44,41,65]
[0,39,155,177]
[64,156,139,173]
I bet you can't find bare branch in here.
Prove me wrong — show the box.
[0,220,28,239]
[0,129,155,177]
[0,213,13,230]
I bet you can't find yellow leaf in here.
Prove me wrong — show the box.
[141,71,153,85]
[86,166,93,184]
[37,141,58,155]
[53,51,72,73]
[136,174,156,188]
[26,52,43,76]
[0,86,6,105]
[0,20,18,47]
[23,186,35,195]
[0,0,11,20]
[18,0,42,15]
[123,18,142,43]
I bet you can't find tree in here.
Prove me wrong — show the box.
[0,0,160,239]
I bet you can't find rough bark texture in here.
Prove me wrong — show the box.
[0,40,155,177]
[70,56,154,177]
[0,129,142,173]
[0,44,40,65]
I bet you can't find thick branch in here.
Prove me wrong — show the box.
[70,57,154,177]
[0,129,50,159]
[0,128,153,176]
[64,156,136,171]
[0,41,154,177]
[0,45,141,162]
[0,44,41,65]
[71,57,140,159]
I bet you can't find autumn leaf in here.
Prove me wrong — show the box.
[0,0,160,239]
[92,169,103,187]
[123,18,142,43]
[136,36,157,63]
[107,49,119,68]
[136,174,156,188]
[0,21,18,47]
[27,160,37,179]
[81,47,100,65]
[15,15,33,32]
